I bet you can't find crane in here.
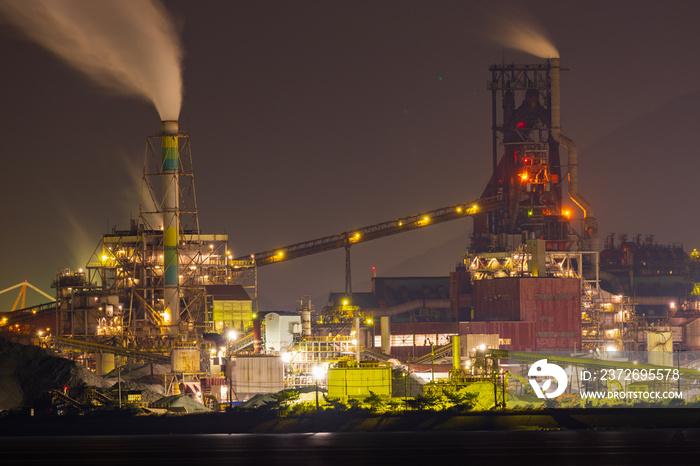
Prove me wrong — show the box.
[0,281,55,312]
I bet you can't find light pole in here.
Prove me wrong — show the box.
[676,349,686,395]
[404,370,409,410]
[118,363,122,409]
[313,366,325,430]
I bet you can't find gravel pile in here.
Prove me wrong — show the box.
[108,380,165,403]
[150,394,211,413]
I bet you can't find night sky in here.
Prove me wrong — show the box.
[1,1,700,312]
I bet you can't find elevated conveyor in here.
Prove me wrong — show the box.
[46,336,170,364]
[235,196,503,266]
[2,302,57,325]
[412,343,454,364]
[229,331,255,353]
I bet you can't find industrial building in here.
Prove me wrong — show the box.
[3,57,700,408]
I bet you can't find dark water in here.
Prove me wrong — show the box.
[2,430,700,465]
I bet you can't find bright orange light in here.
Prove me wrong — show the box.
[563,209,571,218]
[520,173,528,181]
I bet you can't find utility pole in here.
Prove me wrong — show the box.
[118,363,122,409]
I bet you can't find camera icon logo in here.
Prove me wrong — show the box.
[528,359,568,399]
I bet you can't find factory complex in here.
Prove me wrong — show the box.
[4,58,700,413]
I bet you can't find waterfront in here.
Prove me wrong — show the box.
[3,430,700,465]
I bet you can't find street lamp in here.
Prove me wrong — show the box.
[312,365,325,411]
[312,365,326,430]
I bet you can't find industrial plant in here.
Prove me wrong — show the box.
[3,56,700,413]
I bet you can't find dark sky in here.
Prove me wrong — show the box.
[2,1,700,311]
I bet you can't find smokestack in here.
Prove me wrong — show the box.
[550,58,599,252]
[162,120,180,334]
[381,316,391,355]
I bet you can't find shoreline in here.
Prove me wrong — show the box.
[2,407,700,436]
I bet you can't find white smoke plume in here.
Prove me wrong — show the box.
[0,0,183,120]
[477,5,559,59]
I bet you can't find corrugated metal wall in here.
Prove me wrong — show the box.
[473,278,581,351]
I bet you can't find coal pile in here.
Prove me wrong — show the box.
[0,337,108,411]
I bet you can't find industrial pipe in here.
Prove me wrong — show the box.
[162,120,180,334]
[549,58,599,252]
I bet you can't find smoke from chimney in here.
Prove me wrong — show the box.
[477,6,559,59]
[0,0,183,120]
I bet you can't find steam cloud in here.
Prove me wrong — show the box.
[478,6,559,59]
[0,0,183,120]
